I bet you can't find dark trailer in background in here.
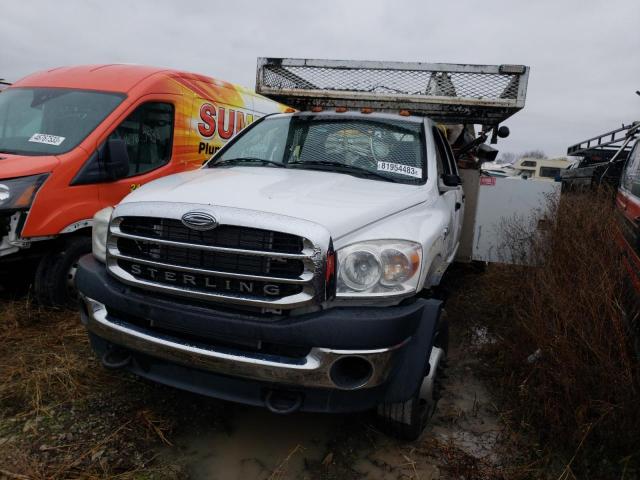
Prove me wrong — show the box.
[561,122,640,192]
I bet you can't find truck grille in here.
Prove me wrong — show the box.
[119,217,304,254]
[106,208,328,311]
[117,237,304,278]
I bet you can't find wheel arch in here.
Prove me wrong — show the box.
[60,219,94,235]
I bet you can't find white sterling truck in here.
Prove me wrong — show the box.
[75,58,530,439]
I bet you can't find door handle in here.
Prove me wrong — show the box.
[455,202,462,211]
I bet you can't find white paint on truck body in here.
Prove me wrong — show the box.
[120,113,461,294]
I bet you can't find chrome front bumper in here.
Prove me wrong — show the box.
[81,296,405,390]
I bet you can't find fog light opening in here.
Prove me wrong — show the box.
[329,356,373,390]
[101,347,131,369]
[265,390,303,414]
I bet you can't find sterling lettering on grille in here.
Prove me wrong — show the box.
[127,263,282,296]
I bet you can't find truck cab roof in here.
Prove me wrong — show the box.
[10,64,248,95]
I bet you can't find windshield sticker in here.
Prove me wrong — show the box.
[377,161,422,179]
[29,133,66,146]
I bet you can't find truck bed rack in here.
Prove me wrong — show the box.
[256,58,529,126]
[561,122,639,192]
[566,122,639,161]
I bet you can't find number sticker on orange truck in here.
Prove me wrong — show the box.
[29,133,66,146]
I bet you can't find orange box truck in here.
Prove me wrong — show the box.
[0,64,289,305]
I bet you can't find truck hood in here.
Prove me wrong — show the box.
[122,167,429,239]
[0,153,60,179]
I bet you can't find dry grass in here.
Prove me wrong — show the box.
[0,301,102,415]
[473,190,640,479]
[0,300,185,479]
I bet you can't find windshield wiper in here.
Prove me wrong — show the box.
[0,148,19,155]
[209,157,285,168]
[287,160,401,183]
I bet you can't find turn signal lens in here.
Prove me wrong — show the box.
[14,184,37,208]
[380,248,420,286]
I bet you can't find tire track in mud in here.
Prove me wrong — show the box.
[166,329,507,480]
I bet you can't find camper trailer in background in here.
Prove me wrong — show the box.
[511,157,570,181]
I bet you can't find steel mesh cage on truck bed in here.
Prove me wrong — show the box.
[256,58,529,126]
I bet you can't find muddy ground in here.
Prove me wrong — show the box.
[0,267,533,479]
[164,331,514,480]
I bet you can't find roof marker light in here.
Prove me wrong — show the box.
[361,108,374,114]
[399,110,411,117]
[311,106,323,112]
[335,107,348,113]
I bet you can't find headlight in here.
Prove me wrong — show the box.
[92,206,113,263]
[341,247,381,291]
[337,240,422,297]
[0,174,48,210]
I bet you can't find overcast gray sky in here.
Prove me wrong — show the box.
[2,0,638,157]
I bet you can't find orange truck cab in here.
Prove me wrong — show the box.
[0,64,288,305]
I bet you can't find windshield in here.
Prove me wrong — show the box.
[209,116,426,184]
[0,87,125,156]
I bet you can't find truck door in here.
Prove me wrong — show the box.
[433,127,463,257]
[98,97,178,205]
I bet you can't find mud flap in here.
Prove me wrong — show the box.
[381,298,443,404]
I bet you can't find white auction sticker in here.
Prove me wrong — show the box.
[28,133,66,146]
[377,161,422,179]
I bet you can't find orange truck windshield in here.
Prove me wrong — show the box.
[0,87,124,156]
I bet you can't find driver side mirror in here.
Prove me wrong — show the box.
[102,138,130,181]
[69,138,130,186]
[441,174,461,187]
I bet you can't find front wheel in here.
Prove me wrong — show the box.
[375,312,449,440]
[34,236,92,308]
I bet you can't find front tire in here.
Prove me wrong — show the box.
[376,312,449,440]
[34,236,91,308]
